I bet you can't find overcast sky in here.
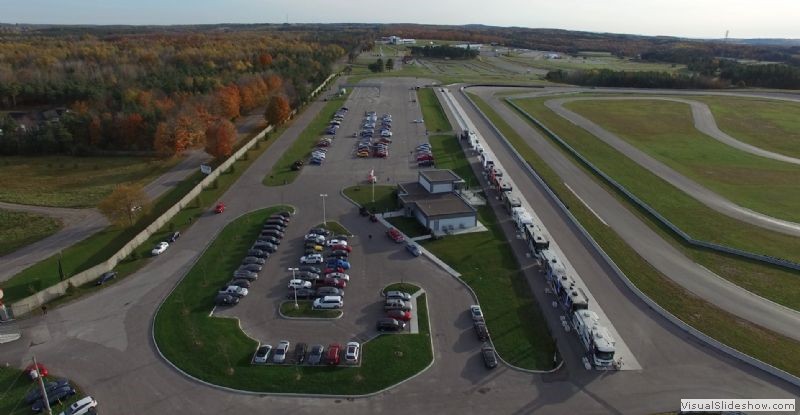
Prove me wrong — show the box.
[1,0,798,39]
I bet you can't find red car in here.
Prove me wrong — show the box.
[386,228,404,243]
[324,266,345,274]
[387,309,412,321]
[323,277,347,288]
[214,202,225,214]
[416,154,434,162]
[331,244,352,252]
[327,343,341,365]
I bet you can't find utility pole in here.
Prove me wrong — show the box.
[32,355,51,414]
[288,268,299,309]
[320,194,328,225]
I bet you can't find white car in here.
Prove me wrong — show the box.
[305,234,326,244]
[273,340,290,364]
[220,285,248,297]
[381,130,392,137]
[345,341,360,364]
[151,241,169,256]
[413,119,424,123]
[288,279,312,289]
[58,396,98,415]
[325,272,350,281]
[300,254,324,264]
[326,239,347,247]
[253,344,272,364]
[470,305,484,321]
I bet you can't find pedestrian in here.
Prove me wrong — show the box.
[41,305,47,315]
[368,234,372,240]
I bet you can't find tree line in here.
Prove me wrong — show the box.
[409,45,479,59]
[545,69,729,89]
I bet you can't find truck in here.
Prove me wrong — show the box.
[511,207,533,230]
[523,223,549,252]
[504,194,522,212]
[572,309,616,368]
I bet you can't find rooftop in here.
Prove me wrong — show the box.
[419,169,463,184]
[399,182,475,218]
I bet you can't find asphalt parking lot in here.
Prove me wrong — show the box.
[216,78,451,354]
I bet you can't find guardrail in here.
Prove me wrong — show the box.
[504,98,800,273]
[10,74,340,317]
[461,87,800,388]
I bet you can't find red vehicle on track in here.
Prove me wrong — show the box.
[214,202,226,214]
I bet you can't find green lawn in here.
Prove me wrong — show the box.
[280,300,341,319]
[0,210,62,256]
[315,221,351,236]
[565,99,800,223]
[429,134,479,187]
[343,185,399,213]
[386,216,429,238]
[263,94,350,186]
[0,156,181,208]
[1,130,283,304]
[468,93,800,376]
[695,96,800,159]
[502,53,686,73]
[0,367,82,415]
[154,207,433,394]
[418,88,452,133]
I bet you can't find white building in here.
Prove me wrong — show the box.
[398,170,476,234]
[388,35,416,45]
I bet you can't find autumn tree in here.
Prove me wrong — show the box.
[153,122,175,156]
[205,118,236,159]
[98,184,151,227]
[265,95,291,126]
[216,84,241,119]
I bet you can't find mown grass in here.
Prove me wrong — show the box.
[565,99,800,222]
[315,221,351,236]
[279,300,341,319]
[428,134,479,188]
[154,207,433,394]
[343,185,398,213]
[386,216,429,237]
[0,155,181,207]
[418,88,452,133]
[263,94,349,186]
[469,93,800,376]
[1,131,282,304]
[0,367,82,415]
[0,210,62,256]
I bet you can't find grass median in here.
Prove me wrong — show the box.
[154,207,433,394]
[343,185,398,213]
[264,93,350,186]
[0,210,62,256]
[418,88,452,133]
[468,92,800,376]
[315,221,351,236]
[0,367,82,415]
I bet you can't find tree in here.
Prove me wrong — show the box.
[205,118,236,159]
[98,184,150,227]
[385,58,394,71]
[216,85,241,119]
[265,95,291,126]
[153,122,175,156]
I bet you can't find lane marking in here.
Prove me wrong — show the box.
[563,182,608,226]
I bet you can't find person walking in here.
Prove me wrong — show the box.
[41,305,47,315]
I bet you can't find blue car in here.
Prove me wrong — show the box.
[310,157,323,165]
[326,259,350,270]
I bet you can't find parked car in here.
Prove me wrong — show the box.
[239,263,262,273]
[219,285,248,298]
[387,309,412,321]
[214,202,225,213]
[167,231,181,243]
[247,249,268,258]
[386,228,404,243]
[257,236,280,245]
[296,270,321,281]
[309,344,324,365]
[331,244,352,252]
[242,256,266,265]
[322,277,347,289]
[385,298,412,311]
[300,254,324,264]
[299,265,321,274]
[305,234,326,244]
[385,291,412,301]
[323,266,345,275]
[25,379,70,404]
[327,238,347,246]
[313,295,343,309]
[274,211,292,219]
[232,270,258,280]
[229,279,252,289]
[254,344,272,364]
[274,340,290,364]
[474,321,490,341]
[330,250,349,258]
[215,293,240,306]
[32,385,76,413]
[288,279,312,289]
[25,363,49,379]
[261,229,284,238]
[327,343,341,365]
[309,227,331,236]
[95,271,117,285]
[151,241,169,256]
[326,258,350,269]
[253,242,277,252]
[57,395,98,415]
[262,224,286,232]
[481,343,498,369]
[406,242,421,257]
[470,305,484,321]
[418,160,435,168]
[315,286,344,298]
[325,272,349,281]
[291,160,304,171]
[295,343,308,364]
[287,288,316,299]
[376,318,406,332]
[345,342,360,364]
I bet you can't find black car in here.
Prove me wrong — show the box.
[248,249,268,258]
[474,321,490,341]
[242,256,266,265]
[264,219,288,226]
[215,293,240,306]
[287,288,316,299]
[418,160,435,168]
[296,271,320,281]
[315,287,344,297]
[168,231,181,243]
[308,344,324,365]
[258,236,280,245]
[263,224,286,232]
[239,264,262,273]
[291,160,304,171]
[25,379,70,403]
[295,343,308,364]
[228,279,252,289]
[309,227,331,237]
[261,230,284,238]
[31,385,75,412]
[253,242,277,252]
[232,270,258,280]
[274,211,292,219]
[481,344,498,369]
[299,265,321,274]
[359,206,369,216]
[377,318,406,332]
[95,271,117,285]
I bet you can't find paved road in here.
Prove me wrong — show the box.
[467,86,800,342]
[1,78,797,415]
[544,96,800,237]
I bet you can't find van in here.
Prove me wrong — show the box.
[313,295,343,309]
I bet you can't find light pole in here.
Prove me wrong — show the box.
[288,267,299,309]
[320,194,328,225]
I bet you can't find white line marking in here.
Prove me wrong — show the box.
[563,182,608,226]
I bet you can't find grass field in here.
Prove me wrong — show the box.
[0,209,61,256]
[386,216,428,237]
[565,98,800,223]
[1,129,283,304]
[315,221,351,236]
[694,96,800,159]
[470,92,800,377]
[0,367,82,415]
[280,300,341,319]
[154,207,434,394]
[0,156,181,208]
[343,185,398,213]
[502,52,686,73]
[263,93,350,186]
[428,134,478,188]
[418,88,452,133]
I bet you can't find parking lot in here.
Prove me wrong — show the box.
[215,78,452,360]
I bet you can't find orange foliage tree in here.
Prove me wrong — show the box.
[205,118,236,159]
[216,84,241,119]
[264,95,291,126]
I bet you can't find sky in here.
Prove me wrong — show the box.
[1,0,798,39]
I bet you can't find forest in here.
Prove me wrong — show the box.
[0,25,370,156]
[409,45,480,59]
